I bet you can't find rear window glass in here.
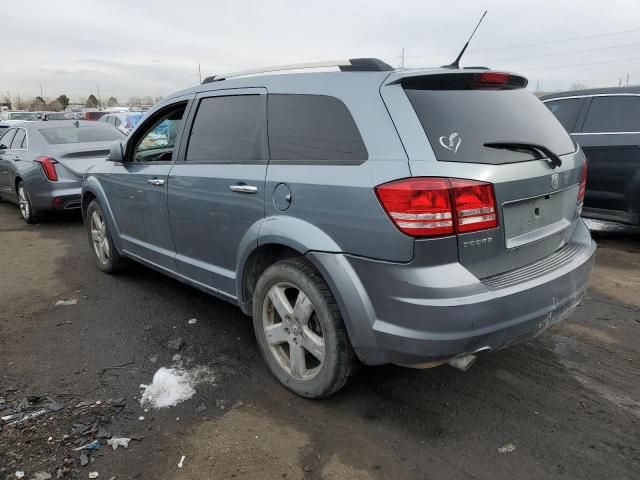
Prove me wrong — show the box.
[544,98,584,132]
[582,95,640,133]
[39,126,124,144]
[11,129,26,149]
[267,94,367,162]
[186,95,266,162]
[405,87,576,164]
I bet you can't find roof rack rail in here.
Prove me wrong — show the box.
[202,58,393,83]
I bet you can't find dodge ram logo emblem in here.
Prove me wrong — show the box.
[550,173,559,190]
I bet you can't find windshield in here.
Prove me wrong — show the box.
[9,112,38,121]
[39,126,124,144]
[404,86,576,164]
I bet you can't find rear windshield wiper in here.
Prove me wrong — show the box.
[483,142,562,169]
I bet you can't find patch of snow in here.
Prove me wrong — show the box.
[187,318,198,325]
[55,298,78,306]
[139,367,214,409]
[498,443,516,454]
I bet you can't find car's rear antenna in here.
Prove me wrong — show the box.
[442,10,487,69]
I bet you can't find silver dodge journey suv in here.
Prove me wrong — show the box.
[82,58,596,398]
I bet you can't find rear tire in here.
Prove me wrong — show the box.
[17,181,39,224]
[253,257,358,398]
[85,200,125,273]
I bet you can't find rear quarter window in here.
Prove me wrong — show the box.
[582,95,640,133]
[39,126,124,144]
[267,94,368,162]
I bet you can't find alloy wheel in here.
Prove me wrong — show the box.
[90,210,110,265]
[18,186,30,220]
[262,282,326,381]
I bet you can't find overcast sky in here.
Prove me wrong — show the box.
[3,0,640,103]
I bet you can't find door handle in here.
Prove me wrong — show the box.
[147,178,165,186]
[229,184,258,194]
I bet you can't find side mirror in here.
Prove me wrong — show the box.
[107,141,124,162]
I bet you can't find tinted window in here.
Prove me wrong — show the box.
[133,103,186,162]
[114,117,122,127]
[11,129,26,149]
[186,95,266,162]
[405,87,575,164]
[0,129,16,148]
[267,94,367,162]
[582,96,640,133]
[9,112,37,121]
[544,98,584,132]
[39,126,124,144]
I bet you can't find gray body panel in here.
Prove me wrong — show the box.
[82,68,596,366]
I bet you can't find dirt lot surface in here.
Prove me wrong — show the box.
[1,203,639,480]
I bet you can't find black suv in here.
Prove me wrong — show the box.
[542,86,640,226]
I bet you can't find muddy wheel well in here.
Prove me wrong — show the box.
[81,191,96,219]
[242,244,302,309]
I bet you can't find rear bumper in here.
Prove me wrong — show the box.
[308,219,596,366]
[29,182,81,211]
[582,207,639,226]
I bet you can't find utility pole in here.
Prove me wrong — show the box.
[400,48,405,69]
[536,79,540,94]
[39,84,44,99]
[96,83,102,109]
[198,63,202,84]
[619,77,622,87]
[627,73,630,86]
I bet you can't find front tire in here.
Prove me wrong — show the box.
[253,258,358,398]
[17,181,39,224]
[85,200,125,273]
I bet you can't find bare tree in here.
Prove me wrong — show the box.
[107,96,118,107]
[569,83,588,91]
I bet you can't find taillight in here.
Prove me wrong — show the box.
[375,178,498,237]
[578,157,587,203]
[450,179,498,233]
[35,156,59,181]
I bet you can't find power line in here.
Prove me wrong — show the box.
[489,41,640,65]
[513,55,640,72]
[405,27,640,59]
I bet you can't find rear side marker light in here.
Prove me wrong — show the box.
[375,177,498,237]
[577,157,587,214]
[34,156,59,181]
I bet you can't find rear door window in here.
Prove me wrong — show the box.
[544,98,585,132]
[267,94,368,162]
[582,95,640,133]
[186,95,267,163]
[404,78,575,164]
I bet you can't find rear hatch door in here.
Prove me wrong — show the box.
[381,70,585,278]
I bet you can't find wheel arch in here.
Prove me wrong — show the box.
[236,216,342,315]
[81,177,123,252]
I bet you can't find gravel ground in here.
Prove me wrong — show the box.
[0,202,638,480]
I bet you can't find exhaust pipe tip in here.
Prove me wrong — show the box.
[447,354,477,371]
